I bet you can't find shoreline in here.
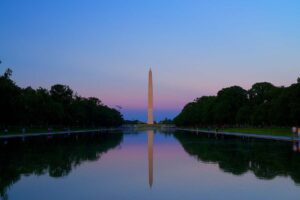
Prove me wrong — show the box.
[0,128,122,140]
[176,128,300,142]
[1,126,299,142]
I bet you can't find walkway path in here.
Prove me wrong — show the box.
[1,127,299,142]
[0,128,121,140]
[176,128,300,142]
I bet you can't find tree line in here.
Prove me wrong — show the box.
[0,68,123,129]
[174,78,300,127]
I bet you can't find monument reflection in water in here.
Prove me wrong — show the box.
[147,130,154,187]
[1,130,300,200]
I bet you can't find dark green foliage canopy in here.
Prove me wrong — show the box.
[0,69,123,128]
[174,78,300,127]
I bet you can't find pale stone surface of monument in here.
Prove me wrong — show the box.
[147,69,154,125]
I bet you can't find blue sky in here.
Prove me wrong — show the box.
[0,0,300,121]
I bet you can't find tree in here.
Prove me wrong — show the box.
[249,82,275,105]
[50,84,73,104]
[174,79,300,127]
[286,83,300,125]
[0,70,123,128]
[0,69,21,126]
[213,86,248,125]
[236,105,251,125]
[3,68,12,79]
[160,118,173,124]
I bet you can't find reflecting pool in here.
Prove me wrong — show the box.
[1,129,300,200]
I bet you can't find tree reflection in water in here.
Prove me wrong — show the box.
[1,130,300,199]
[0,132,123,199]
[174,131,300,184]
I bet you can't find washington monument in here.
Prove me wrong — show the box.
[147,68,154,124]
[147,69,154,187]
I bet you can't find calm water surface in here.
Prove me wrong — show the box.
[1,129,300,200]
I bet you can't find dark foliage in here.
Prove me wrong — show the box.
[174,80,300,127]
[0,69,123,128]
[159,118,173,124]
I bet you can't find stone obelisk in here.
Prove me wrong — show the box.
[147,68,154,124]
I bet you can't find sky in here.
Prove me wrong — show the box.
[0,0,300,121]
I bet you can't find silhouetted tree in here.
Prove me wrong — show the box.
[0,69,123,129]
[3,68,12,79]
[0,68,22,127]
[174,80,300,127]
[160,118,173,124]
[213,86,248,125]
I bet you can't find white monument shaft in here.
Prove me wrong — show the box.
[147,69,154,124]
